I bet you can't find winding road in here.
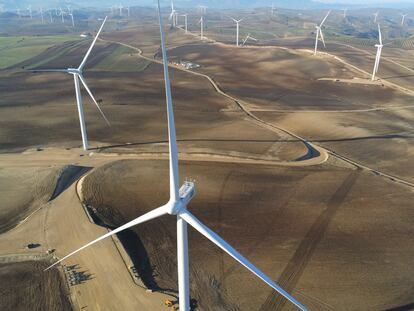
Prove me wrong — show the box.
[99,35,414,189]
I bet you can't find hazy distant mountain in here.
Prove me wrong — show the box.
[1,0,413,11]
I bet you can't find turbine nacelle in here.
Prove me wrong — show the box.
[167,181,196,215]
[67,68,82,75]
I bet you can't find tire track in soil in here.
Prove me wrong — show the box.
[259,170,360,311]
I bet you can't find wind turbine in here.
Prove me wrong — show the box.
[31,17,110,151]
[371,24,383,81]
[343,8,347,19]
[199,5,207,15]
[27,5,32,19]
[44,3,308,311]
[242,33,258,46]
[59,7,65,23]
[373,11,379,23]
[271,3,276,16]
[119,3,123,16]
[40,7,44,24]
[181,14,188,33]
[314,10,330,55]
[49,10,53,23]
[198,16,204,39]
[126,6,130,17]
[69,13,75,27]
[401,13,407,26]
[230,17,243,47]
[169,0,178,27]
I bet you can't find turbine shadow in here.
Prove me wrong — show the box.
[91,138,300,151]
[383,303,414,311]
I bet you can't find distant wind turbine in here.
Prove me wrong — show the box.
[371,24,383,81]
[271,3,275,16]
[198,5,207,15]
[230,17,243,47]
[40,7,44,24]
[49,11,53,23]
[31,17,110,150]
[27,5,32,19]
[373,11,379,23]
[43,3,308,311]
[314,10,330,55]
[169,0,177,27]
[69,13,75,27]
[59,7,65,23]
[242,33,258,46]
[118,3,123,16]
[401,13,407,26]
[343,8,347,19]
[181,14,188,33]
[198,16,204,39]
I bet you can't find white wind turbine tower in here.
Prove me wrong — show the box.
[314,10,330,55]
[230,17,243,47]
[198,5,207,15]
[32,18,110,151]
[27,5,32,19]
[242,33,258,46]
[170,0,178,27]
[49,10,53,23]
[69,13,75,27]
[371,24,384,81]
[44,2,308,311]
[343,8,347,19]
[401,13,407,26]
[40,7,44,24]
[198,16,204,39]
[59,7,65,23]
[181,14,188,33]
[271,3,276,16]
[118,3,123,16]
[373,11,379,23]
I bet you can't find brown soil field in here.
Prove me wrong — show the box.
[78,159,414,311]
[0,260,72,311]
[1,21,414,311]
[0,164,90,234]
[255,109,414,183]
[166,42,414,183]
[325,42,414,92]
[0,41,307,162]
[167,43,412,111]
[0,166,60,233]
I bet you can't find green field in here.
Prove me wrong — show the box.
[0,35,81,69]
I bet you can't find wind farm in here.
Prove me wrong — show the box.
[0,1,414,311]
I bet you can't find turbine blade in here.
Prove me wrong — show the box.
[180,210,308,311]
[78,74,110,126]
[376,48,382,73]
[31,69,69,73]
[320,29,326,48]
[156,0,180,202]
[45,205,169,271]
[320,10,331,26]
[78,16,107,70]
[378,24,382,45]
